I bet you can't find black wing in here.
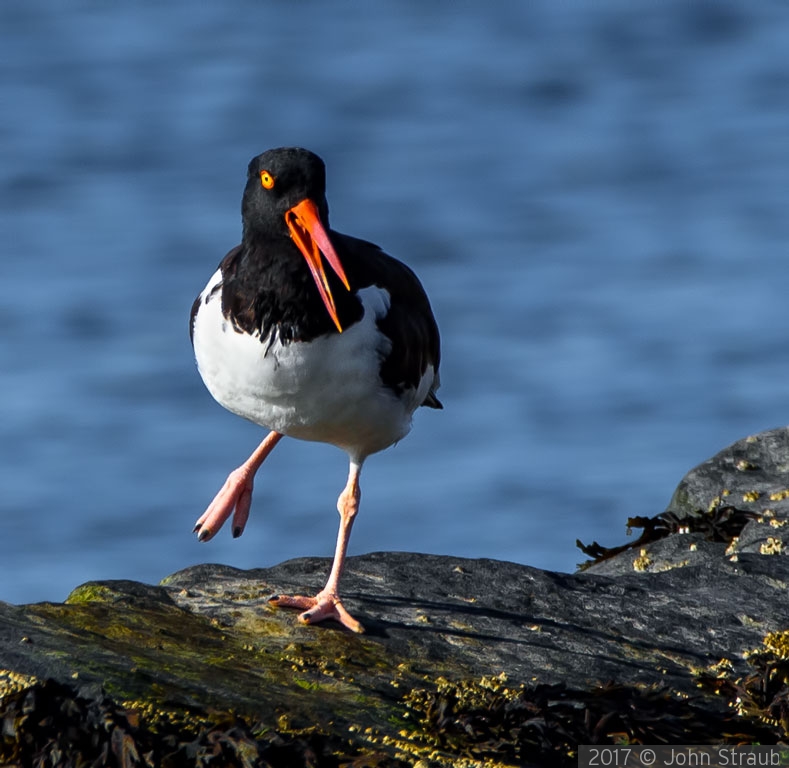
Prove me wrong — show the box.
[335,233,442,409]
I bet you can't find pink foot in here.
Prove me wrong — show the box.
[269,591,365,633]
[193,466,253,542]
[194,432,283,542]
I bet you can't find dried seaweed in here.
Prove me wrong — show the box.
[0,679,405,768]
[4,663,788,768]
[576,505,759,567]
[698,631,789,738]
[403,674,780,767]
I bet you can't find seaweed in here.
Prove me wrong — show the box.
[576,505,759,567]
[403,674,780,767]
[0,679,406,768]
[698,630,789,737]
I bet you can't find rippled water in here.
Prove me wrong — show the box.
[2,1,788,603]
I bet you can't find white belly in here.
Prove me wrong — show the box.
[192,271,430,460]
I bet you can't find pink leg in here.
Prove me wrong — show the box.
[270,460,364,633]
[194,431,283,542]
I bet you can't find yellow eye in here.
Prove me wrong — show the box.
[260,170,275,189]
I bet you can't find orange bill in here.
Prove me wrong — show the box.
[285,199,351,333]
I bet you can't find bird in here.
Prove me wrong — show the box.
[189,147,441,633]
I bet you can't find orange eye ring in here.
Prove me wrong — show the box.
[260,170,275,189]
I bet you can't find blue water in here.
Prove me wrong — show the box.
[2,1,788,604]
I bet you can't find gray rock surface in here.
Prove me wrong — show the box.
[668,426,789,523]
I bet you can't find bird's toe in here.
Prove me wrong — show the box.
[270,592,364,633]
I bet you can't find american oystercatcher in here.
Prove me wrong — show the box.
[190,147,441,632]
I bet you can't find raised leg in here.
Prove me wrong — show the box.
[270,460,364,633]
[194,431,283,542]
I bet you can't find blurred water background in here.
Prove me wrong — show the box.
[1,1,788,604]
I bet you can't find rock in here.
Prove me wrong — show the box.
[667,426,789,523]
[585,426,789,576]
[3,429,789,766]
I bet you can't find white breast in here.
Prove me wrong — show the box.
[192,271,428,461]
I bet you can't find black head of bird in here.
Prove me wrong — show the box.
[241,148,350,332]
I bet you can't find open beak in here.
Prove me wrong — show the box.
[285,199,351,333]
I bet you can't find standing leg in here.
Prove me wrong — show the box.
[194,431,284,542]
[270,459,365,633]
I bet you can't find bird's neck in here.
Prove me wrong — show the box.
[240,229,303,274]
[222,232,361,343]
